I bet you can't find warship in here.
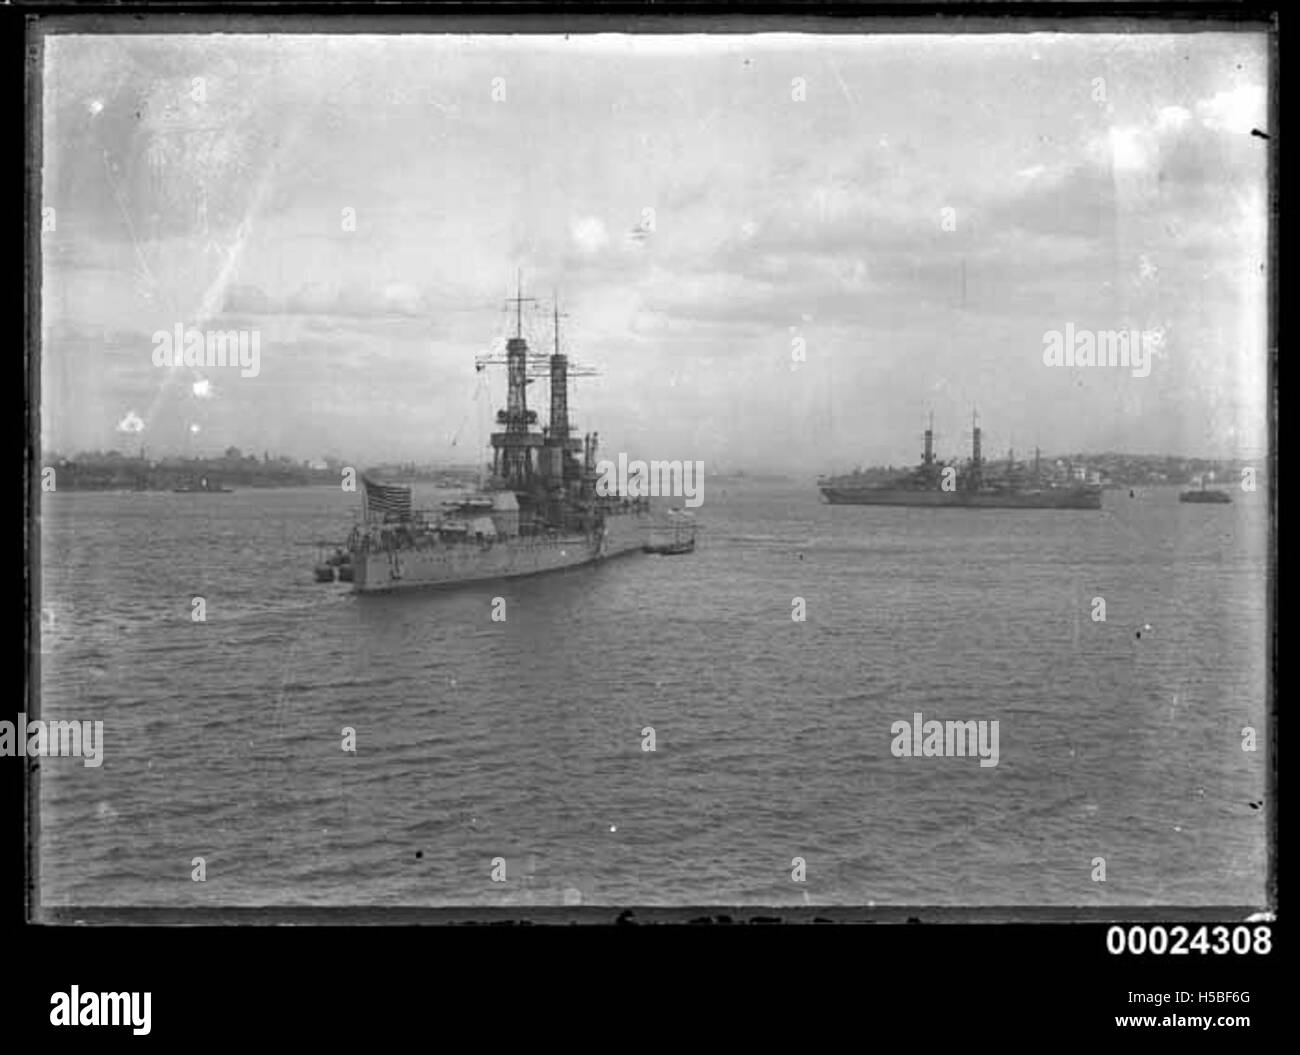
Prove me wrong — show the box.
[345,280,651,592]
[818,414,1103,510]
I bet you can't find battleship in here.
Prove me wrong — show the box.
[344,280,652,592]
[818,414,1103,510]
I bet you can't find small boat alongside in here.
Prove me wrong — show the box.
[304,541,353,583]
[644,509,697,555]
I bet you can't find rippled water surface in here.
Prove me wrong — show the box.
[37,482,1269,907]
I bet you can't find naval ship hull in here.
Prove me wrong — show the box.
[351,513,649,592]
[820,486,1102,510]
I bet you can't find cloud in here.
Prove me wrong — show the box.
[1156,105,1193,132]
[570,216,609,255]
[222,281,430,319]
[1107,127,1150,172]
[115,410,145,434]
[222,284,274,314]
[1195,84,1267,134]
[981,161,1118,242]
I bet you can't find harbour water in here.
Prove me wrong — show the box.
[37,481,1269,907]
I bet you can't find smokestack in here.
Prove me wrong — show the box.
[507,338,528,424]
[549,354,569,444]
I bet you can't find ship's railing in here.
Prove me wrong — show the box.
[350,510,517,555]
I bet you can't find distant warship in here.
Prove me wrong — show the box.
[345,277,651,591]
[818,414,1103,510]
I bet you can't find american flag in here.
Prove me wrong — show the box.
[362,475,413,522]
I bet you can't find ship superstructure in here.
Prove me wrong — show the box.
[818,413,1103,510]
[346,277,651,591]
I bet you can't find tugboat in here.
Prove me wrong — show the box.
[1180,476,1232,504]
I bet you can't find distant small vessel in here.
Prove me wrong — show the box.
[1180,477,1231,504]
[644,510,697,555]
[172,476,232,493]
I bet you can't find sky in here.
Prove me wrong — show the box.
[40,32,1270,472]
